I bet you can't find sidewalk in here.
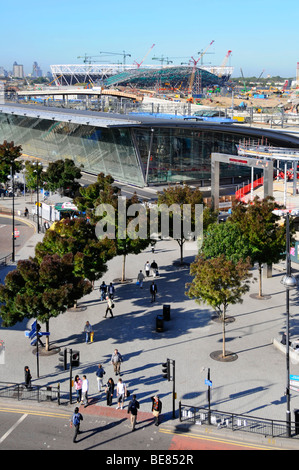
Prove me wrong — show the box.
[0,196,299,444]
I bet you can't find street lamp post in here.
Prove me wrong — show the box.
[11,165,15,262]
[34,162,42,233]
[281,212,297,437]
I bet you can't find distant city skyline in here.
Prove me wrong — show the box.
[1,0,298,79]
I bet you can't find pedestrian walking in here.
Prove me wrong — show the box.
[145,261,151,277]
[127,394,140,431]
[116,378,127,409]
[74,374,83,403]
[24,207,29,218]
[96,363,106,392]
[100,281,107,301]
[151,395,162,426]
[111,348,123,375]
[105,377,115,406]
[137,270,145,288]
[84,321,93,343]
[151,260,158,277]
[71,407,83,443]
[108,282,115,299]
[150,281,158,302]
[24,366,32,389]
[104,296,114,318]
[82,375,89,407]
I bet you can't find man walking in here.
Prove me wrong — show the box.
[96,363,106,393]
[150,281,158,302]
[111,348,123,376]
[71,407,83,443]
[127,394,140,431]
[104,296,114,318]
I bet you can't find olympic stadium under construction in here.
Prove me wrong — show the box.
[50,63,233,91]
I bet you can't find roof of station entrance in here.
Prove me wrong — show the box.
[103,66,227,89]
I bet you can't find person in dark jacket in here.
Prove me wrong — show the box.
[24,366,32,389]
[71,407,83,443]
[105,377,115,406]
[150,281,158,302]
[151,395,162,426]
[128,394,140,431]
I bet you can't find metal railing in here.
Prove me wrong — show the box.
[179,402,299,439]
[0,381,61,405]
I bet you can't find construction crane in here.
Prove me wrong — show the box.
[188,40,215,97]
[78,51,131,65]
[99,51,131,65]
[134,44,155,68]
[152,56,173,66]
[217,50,232,77]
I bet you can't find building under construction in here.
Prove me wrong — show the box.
[50,63,233,92]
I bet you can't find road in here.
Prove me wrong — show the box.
[0,215,35,260]
[0,402,281,452]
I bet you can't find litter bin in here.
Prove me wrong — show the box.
[294,409,299,435]
[156,315,164,332]
[163,304,171,321]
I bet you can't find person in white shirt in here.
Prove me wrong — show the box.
[82,375,89,407]
[116,378,127,409]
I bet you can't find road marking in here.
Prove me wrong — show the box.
[0,413,28,444]
[0,407,70,419]
[0,225,6,229]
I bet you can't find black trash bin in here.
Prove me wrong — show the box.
[156,315,164,332]
[294,409,299,435]
[163,304,171,321]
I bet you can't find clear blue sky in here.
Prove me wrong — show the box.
[1,0,298,78]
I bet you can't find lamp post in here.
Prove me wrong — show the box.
[10,165,15,262]
[281,212,297,437]
[34,162,42,233]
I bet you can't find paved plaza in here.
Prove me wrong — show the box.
[0,193,299,428]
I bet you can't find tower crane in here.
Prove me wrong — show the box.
[152,56,173,66]
[99,51,131,65]
[188,40,215,97]
[134,44,155,68]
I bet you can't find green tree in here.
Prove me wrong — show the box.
[0,253,92,350]
[157,184,217,264]
[35,217,116,284]
[0,140,23,184]
[186,254,252,358]
[201,220,252,264]
[24,161,45,202]
[43,159,82,196]
[229,196,286,297]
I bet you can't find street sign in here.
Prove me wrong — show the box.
[290,374,299,381]
[14,230,20,238]
[205,379,212,387]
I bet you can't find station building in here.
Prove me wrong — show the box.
[0,103,299,188]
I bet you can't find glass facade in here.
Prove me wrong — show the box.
[0,113,145,186]
[134,127,252,184]
[0,110,294,187]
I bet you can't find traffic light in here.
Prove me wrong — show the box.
[71,350,80,367]
[162,359,170,381]
[58,348,67,370]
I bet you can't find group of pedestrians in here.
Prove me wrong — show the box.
[71,392,162,441]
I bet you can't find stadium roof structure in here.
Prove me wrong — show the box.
[103,65,231,90]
